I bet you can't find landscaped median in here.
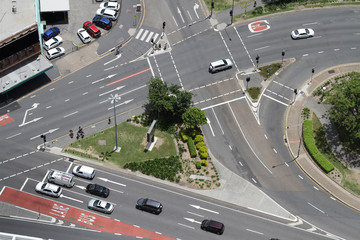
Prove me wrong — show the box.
[303,120,334,173]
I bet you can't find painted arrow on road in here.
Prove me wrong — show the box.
[184,218,202,224]
[193,3,199,19]
[99,85,126,97]
[19,103,40,127]
[189,204,219,214]
[92,74,117,84]
[107,99,134,110]
[98,177,126,187]
[60,194,83,203]
[30,128,59,140]
[75,185,87,190]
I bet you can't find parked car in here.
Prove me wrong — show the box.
[291,28,314,39]
[96,8,118,21]
[45,47,65,60]
[201,219,225,235]
[99,2,120,11]
[73,165,96,179]
[83,21,101,38]
[86,183,110,198]
[136,198,163,214]
[43,36,63,51]
[92,16,112,30]
[209,59,233,73]
[35,182,62,198]
[77,28,91,44]
[88,199,114,214]
[43,27,60,41]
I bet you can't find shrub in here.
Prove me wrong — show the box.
[194,135,204,144]
[195,161,201,169]
[189,129,202,139]
[198,146,207,153]
[253,6,263,15]
[303,120,334,173]
[180,130,189,142]
[200,151,208,159]
[196,141,206,150]
[201,160,208,166]
[187,138,197,158]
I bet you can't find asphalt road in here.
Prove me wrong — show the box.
[1,2,360,240]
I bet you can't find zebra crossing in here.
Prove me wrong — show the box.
[135,28,160,43]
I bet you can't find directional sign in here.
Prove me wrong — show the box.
[248,20,270,33]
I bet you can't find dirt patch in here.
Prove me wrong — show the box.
[328,168,343,184]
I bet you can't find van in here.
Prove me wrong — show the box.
[209,59,233,73]
[48,169,75,188]
[201,219,225,235]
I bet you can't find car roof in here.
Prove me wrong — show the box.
[146,199,161,207]
[45,183,59,191]
[208,220,224,228]
[78,165,94,173]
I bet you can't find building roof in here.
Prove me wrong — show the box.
[40,0,70,12]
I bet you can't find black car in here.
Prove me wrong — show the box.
[86,184,110,198]
[136,198,163,214]
[92,15,112,30]
[201,219,225,235]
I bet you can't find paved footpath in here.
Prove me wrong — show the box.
[285,62,360,212]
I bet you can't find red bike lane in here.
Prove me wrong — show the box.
[0,187,176,240]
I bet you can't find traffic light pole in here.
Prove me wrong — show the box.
[231,0,234,24]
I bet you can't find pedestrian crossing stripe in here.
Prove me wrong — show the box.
[135,29,159,43]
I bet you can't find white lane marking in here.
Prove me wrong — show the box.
[68,81,73,84]
[152,33,159,42]
[99,85,147,104]
[318,51,324,53]
[350,47,357,50]
[46,106,52,109]
[206,118,215,137]
[246,229,264,235]
[248,33,263,38]
[49,88,54,91]
[229,103,272,174]
[104,55,121,65]
[303,54,309,56]
[212,108,224,135]
[186,211,204,217]
[334,48,340,51]
[172,16,178,27]
[264,134,268,139]
[135,28,144,39]
[20,178,29,191]
[252,178,257,183]
[284,162,289,167]
[307,202,325,214]
[140,30,149,41]
[177,223,194,229]
[190,204,219,214]
[65,99,70,102]
[63,111,78,118]
[311,36,322,39]
[263,94,288,106]
[298,175,303,179]
[86,75,91,77]
[229,145,232,150]
[98,85,125,97]
[303,22,318,26]
[187,10,193,21]
[60,194,83,203]
[147,57,155,78]
[184,217,202,224]
[177,7,185,23]
[82,92,88,96]
[145,32,154,43]
[6,133,22,139]
[201,96,245,110]
[233,27,254,69]
[273,148,277,153]
[254,46,269,51]
[330,196,336,201]
[169,51,184,88]
[238,161,243,166]
[30,95,36,98]
[313,186,319,190]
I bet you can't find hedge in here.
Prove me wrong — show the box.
[180,130,189,142]
[303,120,334,173]
[187,138,197,158]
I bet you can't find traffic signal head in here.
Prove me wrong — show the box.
[312,68,315,74]
[211,1,214,9]
[162,21,166,29]
[230,10,233,17]
[256,55,259,63]
[294,88,298,94]
[246,77,250,82]
[282,50,285,56]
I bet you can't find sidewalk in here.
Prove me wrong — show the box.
[285,63,360,211]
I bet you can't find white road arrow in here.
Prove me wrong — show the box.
[193,3,199,19]
[177,7,185,23]
[19,117,43,127]
[107,99,134,110]
[92,74,117,84]
[19,103,40,127]
[184,217,202,224]
[75,185,87,190]
[30,128,59,140]
[99,85,125,97]
[189,204,219,214]
[60,194,83,203]
[98,177,126,187]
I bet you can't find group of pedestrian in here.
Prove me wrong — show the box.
[69,126,84,139]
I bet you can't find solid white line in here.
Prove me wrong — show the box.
[273,148,277,153]
[248,33,263,38]
[228,104,272,174]
[187,10,193,21]
[98,86,125,97]
[252,178,257,183]
[186,211,204,217]
[104,54,121,66]
[6,133,22,139]
[229,145,232,150]
[172,16,178,27]
[212,108,224,135]
[63,111,78,118]
[303,22,318,26]
[298,175,303,179]
[263,94,288,106]
[284,162,289,167]
[20,178,29,191]
[147,57,155,77]
[201,96,245,110]
[177,223,194,229]
[135,28,143,39]
[238,161,243,166]
[66,162,73,173]
[264,134,268,139]
[307,202,325,213]
[246,228,264,235]
[254,46,269,51]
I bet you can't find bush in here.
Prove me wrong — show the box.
[194,135,204,144]
[303,120,334,173]
[200,151,208,159]
[195,161,202,169]
[189,129,202,139]
[180,130,189,142]
[201,160,208,166]
[198,146,207,153]
[188,138,197,158]
[196,141,206,150]
[253,6,263,15]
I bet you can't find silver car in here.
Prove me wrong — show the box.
[77,28,91,44]
[72,165,96,179]
[88,199,114,214]
[291,28,314,39]
[35,182,62,198]
[96,8,118,21]
[99,2,120,11]
[45,47,65,60]
[43,36,63,50]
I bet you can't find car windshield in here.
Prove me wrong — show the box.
[305,29,309,34]
[54,187,61,193]
[294,30,299,35]
[41,183,47,189]
[105,203,111,209]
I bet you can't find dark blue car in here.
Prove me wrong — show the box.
[43,27,60,41]
[92,16,112,30]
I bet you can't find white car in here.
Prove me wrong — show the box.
[35,182,62,197]
[43,36,63,51]
[291,28,314,39]
[45,47,65,60]
[72,165,96,179]
[88,199,114,214]
[100,2,120,11]
[77,28,91,44]
[96,8,118,21]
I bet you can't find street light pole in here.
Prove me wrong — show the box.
[281,50,285,64]
[311,67,315,84]
[231,0,234,24]
[109,94,121,152]
[210,0,214,18]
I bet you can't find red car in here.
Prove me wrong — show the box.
[83,21,101,38]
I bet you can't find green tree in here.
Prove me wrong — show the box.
[182,107,207,129]
[328,72,360,144]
